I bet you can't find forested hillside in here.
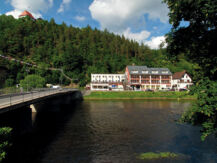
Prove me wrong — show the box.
[0,15,196,87]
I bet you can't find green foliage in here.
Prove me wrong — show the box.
[164,0,217,79]
[4,79,14,87]
[0,15,194,87]
[84,91,196,99]
[0,127,12,162]
[164,0,217,140]
[137,152,178,160]
[20,74,45,90]
[181,79,217,140]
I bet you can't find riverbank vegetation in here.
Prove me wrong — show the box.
[137,152,179,160]
[163,0,217,140]
[84,91,196,100]
[0,15,197,88]
[0,127,12,162]
[20,75,45,90]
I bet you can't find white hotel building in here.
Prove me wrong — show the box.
[90,74,125,91]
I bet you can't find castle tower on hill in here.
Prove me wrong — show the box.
[19,10,35,20]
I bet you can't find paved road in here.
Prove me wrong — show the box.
[0,89,75,109]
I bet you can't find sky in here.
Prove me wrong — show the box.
[0,0,172,49]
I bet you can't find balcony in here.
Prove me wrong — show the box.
[92,81,122,84]
[178,80,192,83]
[151,78,160,80]
[161,78,170,80]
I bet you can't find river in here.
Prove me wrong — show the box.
[4,100,217,162]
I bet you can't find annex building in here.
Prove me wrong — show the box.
[90,74,125,91]
[172,70,193,90]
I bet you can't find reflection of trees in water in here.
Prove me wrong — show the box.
[40,101,94,162]
[3,100,215,162]
[40,101,217,162]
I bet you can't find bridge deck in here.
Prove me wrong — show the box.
[0,88,77,113]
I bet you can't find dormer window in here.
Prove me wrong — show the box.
[142,71,148,74]
[132,71,138,74]
[152,71,158,74]
[162,71,168,74]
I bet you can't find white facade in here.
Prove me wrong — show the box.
[91,74,125,91]
[172,73,193,90]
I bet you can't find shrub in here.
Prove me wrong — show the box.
[0,127,12,162]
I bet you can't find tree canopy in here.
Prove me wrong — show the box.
[164,0,217,80]
[164,0,217,140]
[20,74,45,90]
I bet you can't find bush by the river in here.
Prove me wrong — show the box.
[20,75,45,91]
[0,127,12,162]
[181,79,217,140]
[137,152,179,160]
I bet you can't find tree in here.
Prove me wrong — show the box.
[4,78,14,87]
[164,0,217,140]
[164,0,217,79]
[0,127,12,162]
[20,75,45,90]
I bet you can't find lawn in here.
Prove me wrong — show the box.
[84,91,197,100]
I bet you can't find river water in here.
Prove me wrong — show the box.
[4,100,217,162]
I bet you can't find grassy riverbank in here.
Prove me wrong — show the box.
[84,91,197,100]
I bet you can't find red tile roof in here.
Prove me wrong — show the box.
[19,10,35,19]
[172,70,186,79]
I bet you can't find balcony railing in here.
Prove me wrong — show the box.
[91,82,123,84]
[178,80,192,83]
[151,78,160,80]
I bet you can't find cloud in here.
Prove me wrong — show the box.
[122,28,150,43]
[58,0,71,13]
[144,36,167,49]
[89,0,169,32]
[5,0,53,18]
[75,16,86,21]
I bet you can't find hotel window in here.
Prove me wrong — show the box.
[151,80,159,84]
[162,75,169,79]
[131,80,139,83]
[142,80,149,84]
[141,75,149,79]
[131,75,139,78]
[152,75,159,79]
[162,80,170,84]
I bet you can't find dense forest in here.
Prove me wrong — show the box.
[0,14,197,87]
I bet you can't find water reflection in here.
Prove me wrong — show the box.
[2,100,217,163]
[42,100,217,162]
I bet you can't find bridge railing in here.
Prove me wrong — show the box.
[0,88,73,109]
